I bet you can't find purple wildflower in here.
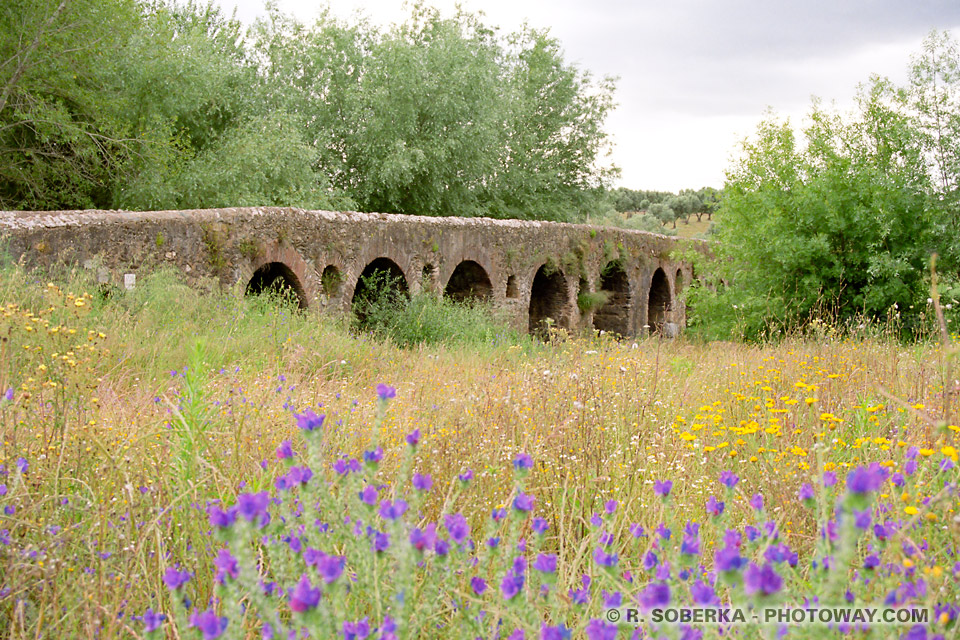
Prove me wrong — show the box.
[458,468,473,482]
[638,582,671,611]
[532,517,550,534]
[513,492,535,512]
[533,553,558,573]
[514,453,534,470]
[798,483,815,502]
[213,549,238,583]
[593,547,619,567]
[3,388,13,402]
[294,409,325,432]
[604,499,618,514]
[410,524,438,552]
[208,505,237,529]
[691,580,719,605]
[471,576,487,595]
[412,473,432,492]
[629,523,646,538]
[188,609,228,640]
[405,429,420,446]
[846,464,888,494]
[501,570,525,600]
[378,499,408,521]
[749,493,764,511]
[443,513,470,545]
[643,551,658,570]
[823,471,838,487]
[275,440,294,460]
[585,619,619,640]
[744,562,783,596]
[653,479,673,497]
[142,608,165,632]
[714,546,744,572]
[363,447,384,464]
[376,384,396,400]
[360,486,378,506]
[317,554,344,583]
[706,495,724,517]
[16,457,28,474]
[719,471,739,489]
[163,567,191,591]
[236,492,270,524]
[288,574,321,612]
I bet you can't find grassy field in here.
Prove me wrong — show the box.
[0,266,956,639]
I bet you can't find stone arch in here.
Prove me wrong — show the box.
[528,265,570,335]
[648,267,672,334]
[246,262,308,309]
[593,261,632,336]
[351,258,409,325]
[445,260,493,302]
[321,265,343,297]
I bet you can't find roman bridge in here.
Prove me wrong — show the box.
[0,207,704,337]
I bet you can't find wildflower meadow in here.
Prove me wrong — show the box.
[0,267,957,639]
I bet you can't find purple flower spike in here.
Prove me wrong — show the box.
[412,473,433,492]
[513,453,534,470]
[532,517,550,535]
[653,480,673,497]
[275,440,294,460]
[237,492,271,524]
[585,619,619,640]
[470,576,487,595]
[706,495,725,517]
[533,553,558,573]
[363,447,384,464]
[213,549,239,583]
[744,562,783,596]
[593,547,619,567]
[443,513,470,545]
[143,608,165,632]
[360,486,378,506]
[188,609,228,640]
[16,457,28,474]
[749,493,764,511]
[458,468,473,483]
[288,574,321,612]
[378,499,408,521]
[638,582,671,611]
[405,429,421,446]
[823,471,838,487]
[846,464,888,494]
[3,388,13,402]
[500,570,525,600]
[512,492,535,512]
[208,505,238,529]
[798,483,815,502]
[294,409,325,432]
[317,554,345,583]
[376,384,396,400]
[604,499,618,515]
[163,567,191,591]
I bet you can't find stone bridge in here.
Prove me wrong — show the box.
[0,208,704,337]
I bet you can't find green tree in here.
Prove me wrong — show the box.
[688,78,942,340]
[0,0,140,209]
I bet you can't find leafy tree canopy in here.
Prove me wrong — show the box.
[687,31,960,340]
[0,0,618,220]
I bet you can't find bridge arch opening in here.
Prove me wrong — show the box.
[675,268,684,295]
[246,262,308,309]
[321,265,342,297]
[505,275,519,299]
[648,267,671,334]
[351,258,409,324]
[445,260,492,302]
[593,262,632,336]
[528,265,569,336]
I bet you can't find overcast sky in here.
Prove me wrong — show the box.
[212,0,960,192]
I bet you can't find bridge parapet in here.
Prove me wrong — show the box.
[1,208,705,337]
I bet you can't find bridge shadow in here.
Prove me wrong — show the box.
[246,262,308,309]
[528,265,569,337]
[445,260,492,302]
[593,261,632,336]
[648,267,671,334]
